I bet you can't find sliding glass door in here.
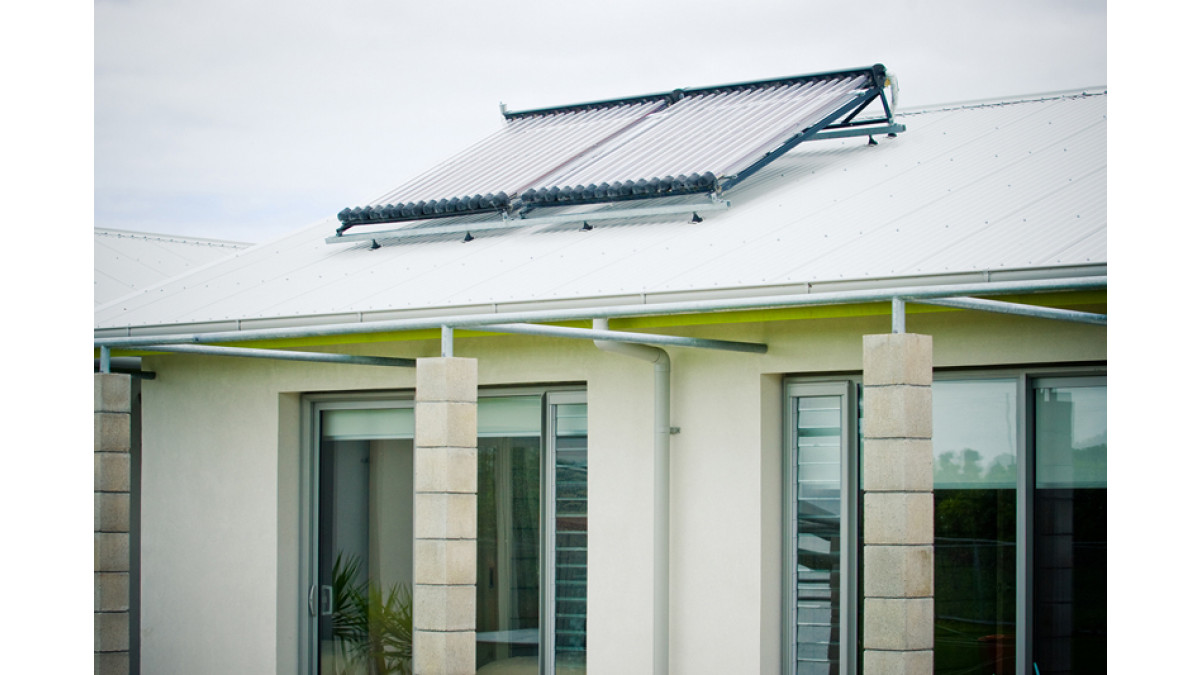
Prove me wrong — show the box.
[1031,378,1106,675]
[476,396,544,671]
[931,379,1018,674]
[315,404,416,675]
[306,390,587,675]
[930,373,1106,675]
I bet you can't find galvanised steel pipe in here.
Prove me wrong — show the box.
[481,322,767,353]
[95,276,1106,349]
[132,344,417,367]
[591,318,672,675]
[910,296,1107,325]
[892,297,906,334]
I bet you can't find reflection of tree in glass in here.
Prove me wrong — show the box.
[935,448,1017,487]
[331,552,413,675]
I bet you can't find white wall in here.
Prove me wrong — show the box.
[136,307,1106,674]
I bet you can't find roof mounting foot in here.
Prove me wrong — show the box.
[463,232,474,242]
[690,212,703,224]
[369,239,381,250]
[867,135,878,146]
[581,221,593,231]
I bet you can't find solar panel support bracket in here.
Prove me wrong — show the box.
[324,198,732,245]
[808,123,906,141]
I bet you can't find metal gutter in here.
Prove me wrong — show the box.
[95,276,1106,350]
[94,266,1105,338]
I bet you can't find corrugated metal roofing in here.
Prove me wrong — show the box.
[94,229,250,306]
[94,89,1106,333]
[340,67,890,230]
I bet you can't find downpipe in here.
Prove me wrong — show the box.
[592,319,671,675]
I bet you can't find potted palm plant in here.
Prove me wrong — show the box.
[331,553,413,675]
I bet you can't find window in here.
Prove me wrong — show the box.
[784,381,859,675]
[931,373,1106,675]
[302,389,587,675]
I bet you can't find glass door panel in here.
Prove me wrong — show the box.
[1032,380,1106,675]
[311,392,587,675]
[477,396,543,674]
[317,406,415,675]
[931,379,1018,675]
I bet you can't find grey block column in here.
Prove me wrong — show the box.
[95,373,132,675]
[413,358,478,675]
[861,334,934,674]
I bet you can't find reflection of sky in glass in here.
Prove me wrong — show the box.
[1041,386,1106,449]
[1036,384,1106,488]
[932,379,1018,488]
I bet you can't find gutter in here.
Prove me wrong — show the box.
[591,318,672,675]
[95,276,1107,349]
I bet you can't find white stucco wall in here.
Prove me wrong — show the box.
[135,306,1105,674]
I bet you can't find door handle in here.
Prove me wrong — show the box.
[308,584,317,616]
[320,585,333,616]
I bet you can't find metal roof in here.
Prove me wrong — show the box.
[94,229,250,306]
[337,66,899,232]
[94,89,1106,335]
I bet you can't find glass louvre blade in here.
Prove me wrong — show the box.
[552,401,589,672]
[794,394,842,675]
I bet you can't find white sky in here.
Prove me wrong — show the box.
[94,0,1108,242]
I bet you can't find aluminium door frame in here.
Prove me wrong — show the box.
[299,386,586,675]
[783,379,860,675]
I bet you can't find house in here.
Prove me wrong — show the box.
[94,65,1106,675]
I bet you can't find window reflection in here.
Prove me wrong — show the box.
[932,380,1017,675]
[794,394,844,675]
[476,397,543,674]
[318,408,415,675]
[1033,383,1106,674]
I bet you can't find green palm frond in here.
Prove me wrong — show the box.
[330,552,414,675]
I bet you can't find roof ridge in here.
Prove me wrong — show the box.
[899,88,1107,117]
[95,228,251,248]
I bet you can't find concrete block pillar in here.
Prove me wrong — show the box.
[861,334,934,674]
[95,373,132,675]
[413,358,478,675]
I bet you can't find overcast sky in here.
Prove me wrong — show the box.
[94,0,1107,243]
